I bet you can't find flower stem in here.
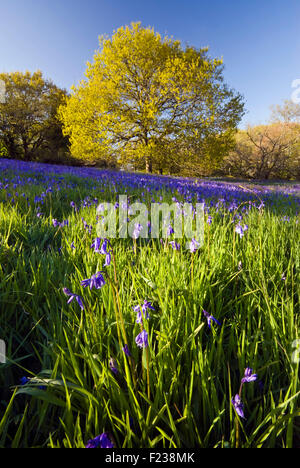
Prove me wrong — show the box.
[146,346,150,399]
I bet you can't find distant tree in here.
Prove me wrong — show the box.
[223,123,300,179]
[270,99,300,123]
[59,23,244,173]
[0,71,69,161]
[0,139,9,158]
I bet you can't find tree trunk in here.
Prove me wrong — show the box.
[145,154,152,173]
[22,138,31,161]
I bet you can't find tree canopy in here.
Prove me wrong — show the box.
[270,99,300,124]
[0,70,68,162]
[223,122,300,179]
[59,23,244,173]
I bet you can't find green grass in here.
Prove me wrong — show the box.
[0,170,299,448]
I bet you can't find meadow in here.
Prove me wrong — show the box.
[0,158,299,448]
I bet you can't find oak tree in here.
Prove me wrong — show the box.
[59,23,244,173]
[0,70,68,161]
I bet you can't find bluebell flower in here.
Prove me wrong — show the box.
[134,305,144,324]
[20,376,30,386]
[91,239,111,266]
[86,433,114,448]
[241,368,257,384]
[20,376,45,390]
[202,310,221,329]
[188,238,200,253]
[81,272,105,290]
[122,344,131,357]
[109,358,118,375]
[134,300,154,324]
[63,288,85,310]
[132,223,143,239]
[103,252,112,267]
[169,241,181,251]
[167,225,174,236]
[235,224,248,238]
[135,330,149,349]
[91,238,102,253]
[96,203,105,214]
[142,300,155,314]
[231,394,245,419]
[99,238,110,255]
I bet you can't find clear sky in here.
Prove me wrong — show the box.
[1,0,299,128]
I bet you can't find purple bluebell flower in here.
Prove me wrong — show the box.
[91,239,111,266]
[167,225,175,236]
[81,272,105,290]
[231,394,245,419]
[132,223,143,239]
[134,300,154,324]
[52,219,69,228]
[135,330,149,349]
[109,358,118,375]
[134,305,144,324]
[20,376,45,390]
[235,224,243,237]
[169,241,181,251]
[63,288,85,310]
[86,432,114,448]
[122,344,131,357]
[103,252,112,267]
[207,216,213,225]
[241,368,257,384]
[91,238,102,253]
[82,218,93,233]
[235,224,248,238]
[188,238,200,253]
[99,238,110,255]
[142,300,155,314]
[20,376,30,386]
[202,310,221,329]
[34,195,44,204]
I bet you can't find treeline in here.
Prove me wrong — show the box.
[222,101,300,179]
[0,24,299,179]
[0,71,72,165]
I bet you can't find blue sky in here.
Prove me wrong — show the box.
[1,0,299,127]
